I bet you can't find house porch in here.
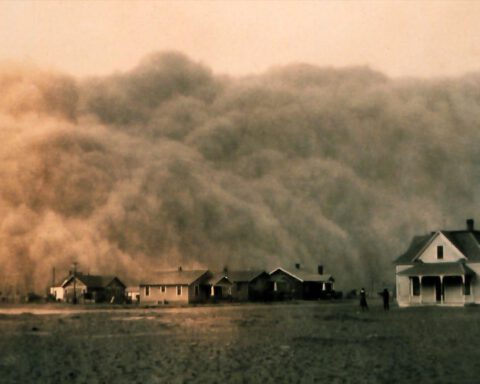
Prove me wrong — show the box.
[408,275,474,305]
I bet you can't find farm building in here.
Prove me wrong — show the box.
[62,273,126,303]
[139,269,211,304]
[227,271,272,301]
[270,265,335,300]
[207,272,233,300]
[395,219,480,307]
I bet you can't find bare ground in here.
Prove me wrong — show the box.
[0,300,479,383]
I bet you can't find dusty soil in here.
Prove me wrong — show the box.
[0,300,479,383]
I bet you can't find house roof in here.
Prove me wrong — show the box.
[140,270,210,286]
[52,276,72,288]
[398,262,476,277]
[62,273,126,289]
[270,267,334,283]
[226,270,268,283]
[395,230,480,264]
[207,273,232,286]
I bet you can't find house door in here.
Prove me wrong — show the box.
[435,278,442,302]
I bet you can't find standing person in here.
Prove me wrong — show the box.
[360,288,368,311]
[382,288,390,311]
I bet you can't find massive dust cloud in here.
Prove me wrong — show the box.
[1,52,479,293]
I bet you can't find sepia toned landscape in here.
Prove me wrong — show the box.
[2,2,480,383]
[1,300,479,383]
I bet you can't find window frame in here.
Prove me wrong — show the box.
[437,245,444,260]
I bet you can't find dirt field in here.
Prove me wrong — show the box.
[0,300,479,384]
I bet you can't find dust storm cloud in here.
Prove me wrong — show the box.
[0,52,479,293]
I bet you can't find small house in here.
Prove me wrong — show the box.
[395,219,480,307]
[270,265,335,300]
[62,273,126,303]
[139,269,211,304]
[227,271,272,301]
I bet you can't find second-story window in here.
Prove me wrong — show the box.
[437,245,444,260]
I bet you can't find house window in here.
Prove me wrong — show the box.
[437,245,444,260]
[412,277,420,296]
[177,285,182,296]
[145,286,150,296]
[161,285,166,293]
[194,285,199,297]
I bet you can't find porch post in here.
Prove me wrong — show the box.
[409,277,412,304]
[419,275,423,304]
[462,275,466,304]
[440,275,444,304]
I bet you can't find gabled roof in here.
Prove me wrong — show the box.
[62,273,126,289]
[140,270,210,285]
[207,273,232,286]
[52,275,72,288]
[270,267,334,283]
[398,262,476,277]
[395,230,480,264]
[395,235,432,265]
[226,270,269,283]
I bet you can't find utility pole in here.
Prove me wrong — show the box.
[72,262,77,305]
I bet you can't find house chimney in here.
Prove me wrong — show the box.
[223,266,228,275]
[318,265,324,275]
[178,266,183,272]
[467,219,474,231]
[295,263,301,270]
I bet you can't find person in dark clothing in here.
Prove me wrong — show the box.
[382,288,390,311]
[360,288,368,311]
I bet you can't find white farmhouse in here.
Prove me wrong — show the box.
[395,219,480,307]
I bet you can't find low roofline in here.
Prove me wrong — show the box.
[61,274,125,289]
[139,270,210,286]
[208,275,233,285]
[226,270,269,283]
[269,267,304,282]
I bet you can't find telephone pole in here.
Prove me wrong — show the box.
[72,262,77,305]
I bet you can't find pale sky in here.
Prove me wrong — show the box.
[1,1,480,78]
